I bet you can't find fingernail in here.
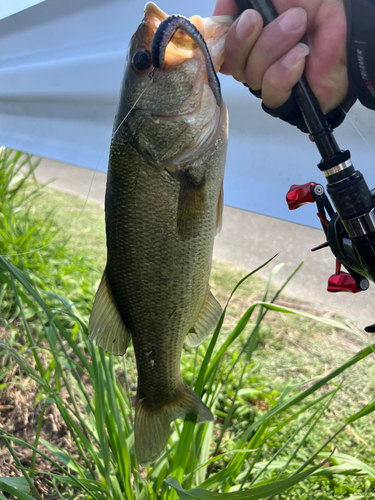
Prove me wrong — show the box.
[279,8,307,33]
[282,43,310,69]
[236,10,258,39]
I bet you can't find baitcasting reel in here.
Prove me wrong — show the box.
[288,156,375,333]
[286,181,371,294]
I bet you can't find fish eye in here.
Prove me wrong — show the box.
[131,49,152,71]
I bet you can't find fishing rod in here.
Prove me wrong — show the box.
[234,0,375,332]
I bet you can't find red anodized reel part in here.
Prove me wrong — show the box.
[327,273,361,293]
[286,182,316,211]
[327,260,361,293]
[286,183,362,293]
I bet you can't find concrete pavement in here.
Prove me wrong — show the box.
[36,158,375,330]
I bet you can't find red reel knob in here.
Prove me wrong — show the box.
[327,272,361,293]
[286,182,316,210]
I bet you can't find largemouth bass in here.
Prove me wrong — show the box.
[89,2,232,465]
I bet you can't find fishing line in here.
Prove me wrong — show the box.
[111,72,154,142]
[0,75,155,259]
[339,104,375,154]
[72,74,155,223]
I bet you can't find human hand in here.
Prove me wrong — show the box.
[213,0,348,114]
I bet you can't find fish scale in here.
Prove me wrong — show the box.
[88,2,232,465]
[106,141,215,388]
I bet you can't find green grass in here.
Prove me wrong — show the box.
[1,148,375,500]
[0,148,102,321]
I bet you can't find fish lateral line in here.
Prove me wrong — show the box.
[151,14,222,107]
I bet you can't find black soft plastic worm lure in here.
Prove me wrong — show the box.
[151,15,222,107]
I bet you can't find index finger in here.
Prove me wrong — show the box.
[273,0,322,26]
[213,0,240,16]
[214,1,320,24]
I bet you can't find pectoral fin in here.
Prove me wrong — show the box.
[177,171,206,239]
[88,270,131,355]
[216,181,224,235]
[134,384,213,465]
[186,289,223,347]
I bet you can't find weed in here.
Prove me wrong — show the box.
[1,150,375,499]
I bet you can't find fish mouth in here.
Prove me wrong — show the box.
[142,3,234,83]
[125,4,232,168]
[151,15,222,106]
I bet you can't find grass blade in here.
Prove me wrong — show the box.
[165,455,330,499]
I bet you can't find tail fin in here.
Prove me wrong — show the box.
[134,384,213,466]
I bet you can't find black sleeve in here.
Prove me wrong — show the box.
[344,0,375,109]
[261,90,356,134]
